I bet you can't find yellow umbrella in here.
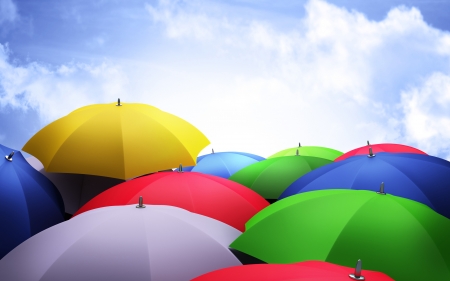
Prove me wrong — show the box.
[23,100,210,179]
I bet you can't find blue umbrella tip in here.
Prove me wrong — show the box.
[212,148,214,153]
[136,196,146,208]
[367,147,375,158]
[349,259,365,280]
[5,151,14,162]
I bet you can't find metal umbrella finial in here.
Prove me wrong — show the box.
[377,182,386,195]
[349,259,365,280]
[178,164,183,173]
[299,142,301,147]
[367,140,370,146]
[5,151,14,162]
[367,147,375,158]
[136,196,146,208]
[296,149,299,156]
[116,98,122,106]
[212,148,214,154]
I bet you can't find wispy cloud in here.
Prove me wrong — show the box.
[0,0,18,25]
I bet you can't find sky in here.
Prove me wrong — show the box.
[1,0,450,160]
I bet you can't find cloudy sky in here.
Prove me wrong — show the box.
[1,0,450,160]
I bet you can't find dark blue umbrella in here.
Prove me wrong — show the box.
[183,150,265,178]
[0,144,64,258]
[279,152,450,219]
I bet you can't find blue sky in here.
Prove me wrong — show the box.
[1,0,450,160]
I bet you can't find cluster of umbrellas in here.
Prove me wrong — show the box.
[0,100,447,281]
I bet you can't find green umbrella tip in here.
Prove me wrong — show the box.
[299,142,301,147]
[296,149,299,156]
[116,98,122,106]
[367,147,375,158]
[136,196,146,208]
[5,151,14,162]
[349,259,365,280]
[178,164,183,173]
[377,182,386,195]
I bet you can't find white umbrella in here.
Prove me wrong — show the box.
[0,203,242,281]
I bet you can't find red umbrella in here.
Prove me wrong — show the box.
[335,141,426,161]
[191,260,395,281]
[73,170,270,231]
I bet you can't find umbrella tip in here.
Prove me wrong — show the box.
[212,148,214,153]
[136,196,146,208]
[5,151,14,162]
[349,259,365,280]
[296,149,299,156]
[367,147,375,158]
[377,182,386,195]
[367,140,370,146]
[178,164,183,173]
[116,98,122,106]
[299,142,301,147]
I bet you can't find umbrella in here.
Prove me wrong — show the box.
[0,144,64,259]
[26,156,124,215]
[182,150,265,178]
[73,170,270,232]
[22,100,210,179]
[0,204,242,281]
[228,156,332,200]
[268,143,343,161]
[192,260,395,281]
[229,189,450,281]
[279,152,450,219]
[335,141,427,161]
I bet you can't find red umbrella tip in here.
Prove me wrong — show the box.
[349,259,365,280]
[116,98,122,106]
[367,147,375,158]
[5,151,14,162]
[136,196,146,208]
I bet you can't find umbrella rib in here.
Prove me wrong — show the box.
[216,155,232,177]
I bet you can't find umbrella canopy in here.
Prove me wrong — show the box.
[229,189,450,281]
[268,144,343,161]
[73,171,270,231]
[26,156,124,215]
[280,152,450,219]
[182,151,265,178]
[228,156,332,200]
[335,142,427,161]
[0,144,64,259]
[0,204,242,281]
[192,260,395,281]
[22,101,210,179]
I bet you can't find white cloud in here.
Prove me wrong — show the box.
[0,44,129,124]
[0,0,17,24]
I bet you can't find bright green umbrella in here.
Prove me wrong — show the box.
[228,156,332,199]
[229,189,450,281]
[268,144,343,161]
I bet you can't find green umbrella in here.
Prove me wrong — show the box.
[229,189,450,281]
[228,156,332,199]
[268,144,343,161]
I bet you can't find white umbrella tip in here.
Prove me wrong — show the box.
[136,196,146,208]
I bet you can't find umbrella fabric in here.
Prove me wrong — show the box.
[0,144,64,258]
[22,102,210,180]
[335,143,427,161]
[183,151,265,178]
[268,145,343,161]
[229,189,450,281]
[0,205,242,281]
[228,156,332,199]
[73,171,270,232]
[280,152,450,219]
[192,260,395,281]
[26,156,124,215]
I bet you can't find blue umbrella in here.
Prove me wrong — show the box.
[0,144,64,259]
[183,150,265,178]
[280,152,450,219]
